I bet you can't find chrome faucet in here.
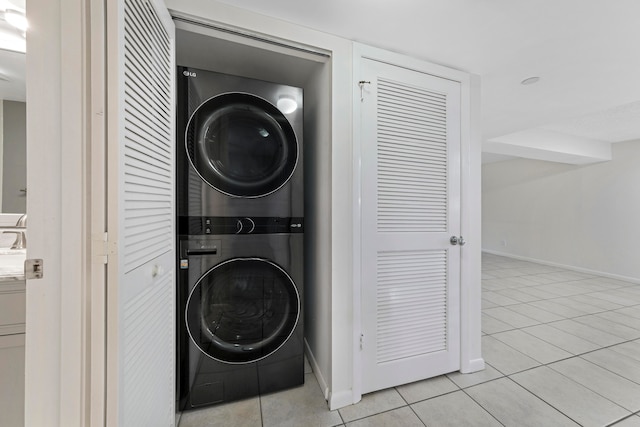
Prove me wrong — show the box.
[10,214,26,249]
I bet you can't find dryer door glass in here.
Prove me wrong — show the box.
[186,93,298,198]
[186,258,300,364]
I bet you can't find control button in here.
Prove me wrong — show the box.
[243,217,256,234]
[235,218,255,234]
[205,227,211,234]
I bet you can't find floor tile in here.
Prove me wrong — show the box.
[587,291,638,307]
[609,340,640,362]
[539,271,595,282]
[505,303,564,323]
[528,300,588,318]
[550,296,604,314]
[338,388,405,423]
[395,375,458,404]
[260,374,342,427]
[580,277,630,290]
[549,357,640,412]
[489,269,526,279]
[481,335,540,375]
[492,329,572,364]
[482,307,540,328]
[598,311,640,331]
[572,314,640,340]
[610,289,640,305]
[482,292,520,306]
[446,363,503,389]
[494,288,540,303]
[411,390,501,427]
[482,278,516,291]
[582,348,640,384]
[523,274,562,285]
[481,313,514,334]
[465,377,579,427]
[535,283,586,297]
[615,306,640,320]
[570,293,624,310]
[506,276,546,287]
[612,415,640,427]
[345,406,422,427]
[481,298,499,309]
[519,266,560,275]
[179,397,262,427]
[548,319,627,346]
[511,366,630,427]
[520,324,600,354]
[517,286,562,299]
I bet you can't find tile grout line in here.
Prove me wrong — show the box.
[392,385,429,427]
[503,376,586,427]
[458,386,507,427]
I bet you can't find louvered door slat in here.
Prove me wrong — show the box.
[361,57,461,394]
[124,88,171,137]
[376,249,448,363]
[108,0,175,425]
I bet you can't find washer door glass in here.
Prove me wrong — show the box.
[186,93,298,198]
[186,258,300,364]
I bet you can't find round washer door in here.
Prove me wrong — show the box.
[186,258,300,364]
[185,93,298,198]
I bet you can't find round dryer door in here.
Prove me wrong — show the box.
[186,258,300,364]
[185,93,298,198]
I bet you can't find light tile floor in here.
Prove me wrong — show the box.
[179,254,640,426]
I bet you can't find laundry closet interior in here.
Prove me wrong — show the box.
[172,13,335,411]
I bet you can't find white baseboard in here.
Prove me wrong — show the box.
[482,249,640,285]
[304,339,356,410]
[304,339,329,401]
[329,389,355,411]
[460,357,485,374]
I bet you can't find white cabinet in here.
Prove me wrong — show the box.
[0,280,26,427]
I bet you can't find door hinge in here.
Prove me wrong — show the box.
[25,259,44,280]
[92,232,109,264]
[360,333,365,350]
[358,80,371,102]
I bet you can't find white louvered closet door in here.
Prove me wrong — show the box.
[106,0,175,425]
[360,58,461,394]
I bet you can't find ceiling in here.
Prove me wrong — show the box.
[216,0,640,164]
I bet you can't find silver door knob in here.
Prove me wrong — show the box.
[450,236,466,246]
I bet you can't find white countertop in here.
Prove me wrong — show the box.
[0,249,26,281]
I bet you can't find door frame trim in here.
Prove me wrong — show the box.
[26,0,99,425]
[351,42,484,403]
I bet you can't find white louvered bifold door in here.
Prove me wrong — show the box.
[106,0,175,425]
[360,58,461,394]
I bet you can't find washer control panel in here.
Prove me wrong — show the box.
[178,216,304,235]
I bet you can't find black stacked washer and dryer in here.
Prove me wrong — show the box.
[176,66,304,410]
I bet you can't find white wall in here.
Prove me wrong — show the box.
[482,139,640,281]
[2,100,27,213]
[302,61,333,396]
